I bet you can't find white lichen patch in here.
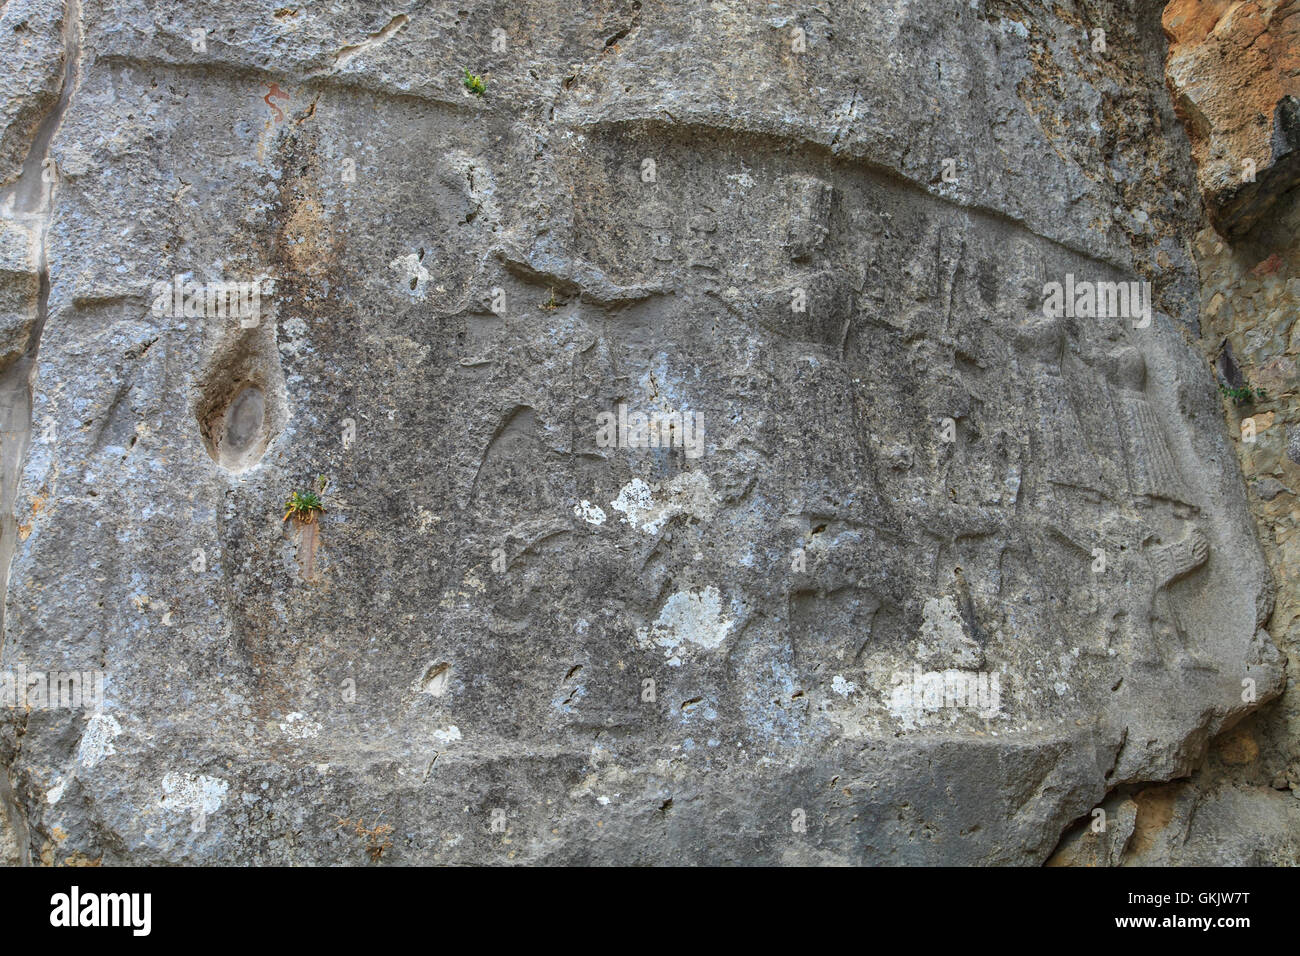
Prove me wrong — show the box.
[278,712,322,739]
[573,499,606,525]
[433,725,462,745]
[637,586,735,661]
[159,772,229,816]
[831,675,858,697]
[76,713,121,769]
[726,170,756,191]
[279,316,312,357]
[611,478,655,530]
[610,472,718,535]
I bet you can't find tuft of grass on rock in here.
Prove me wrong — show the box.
[1219,383,1267,407]
[283,489,325,524]
[462,68,486,96]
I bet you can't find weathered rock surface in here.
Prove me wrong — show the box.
[0,0,65,190]
[0,0,1290,865]
[1163,0,1300,239]
[1049,714,1300,865]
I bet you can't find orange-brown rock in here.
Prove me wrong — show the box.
[1163,0,1300,239]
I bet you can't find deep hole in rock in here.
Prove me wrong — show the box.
[199,380,270,471]
[224,383,265,453]
[193,325,288,473]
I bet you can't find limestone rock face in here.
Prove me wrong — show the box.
[1163,0,1300,239]
[1049,718,1300,866]
[0,0,1288,865]
[0,0,66,190]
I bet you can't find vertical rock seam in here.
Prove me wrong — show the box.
[0,0,80,867]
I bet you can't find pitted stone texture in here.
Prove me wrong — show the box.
[0,804,17,865]
[0,220,39,374]
[0,0,1284,864]
[0,0,65,189]
[1163,0,1300,239]
[1051,718,1300,865]
[1188,180,1300,863]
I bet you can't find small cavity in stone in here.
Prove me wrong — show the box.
[202,381,270,471]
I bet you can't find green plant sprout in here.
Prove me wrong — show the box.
[540,286,560,311]
[462,68,486,96]
[1219,383,1267,407]
[283,489,325,524]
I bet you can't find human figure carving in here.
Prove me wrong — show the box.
[1106,345,1191,507]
